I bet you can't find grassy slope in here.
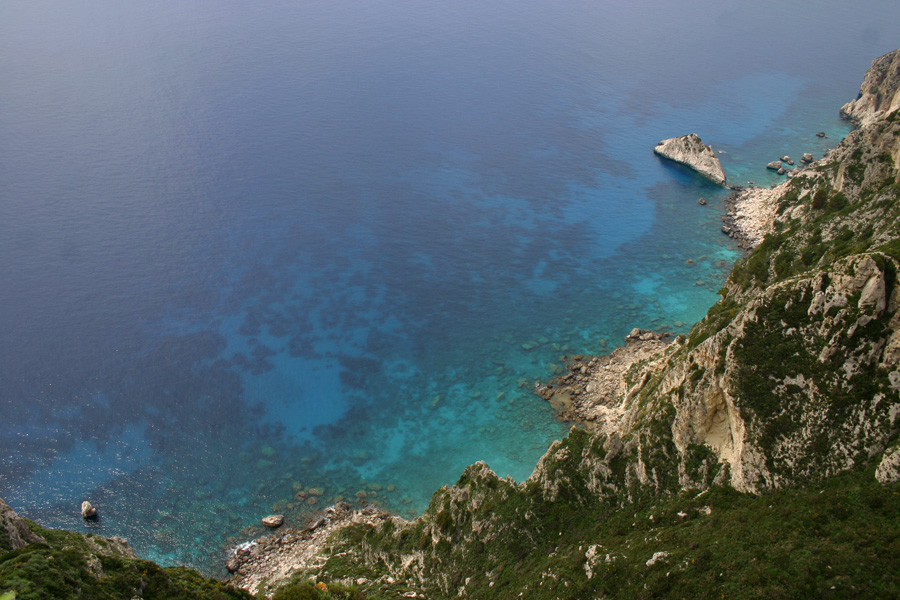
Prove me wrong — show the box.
[0,520,252,600]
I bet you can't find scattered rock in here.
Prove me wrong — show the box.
[697,197,707,205]
[262,515,284,528]
[801,152,814,163]
[766,160,782,170]
[816,131,827,137]
[777,167,786,175]
[81,501,97,520]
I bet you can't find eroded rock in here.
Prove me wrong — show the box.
[653,133,728,186]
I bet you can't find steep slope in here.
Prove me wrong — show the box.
[246,49,900,600]
[0,497,252,600]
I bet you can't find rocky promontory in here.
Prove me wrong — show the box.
[841,48,900,126]
[653,133,728,186]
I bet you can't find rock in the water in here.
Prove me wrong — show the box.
[777,167,786,175]
[653,133,727,186]
[766,160,783,170]
[81,501,97,519]
[801,152,814,163]
[841,48,900,126]
[816,131,827,137]
[780,155,791,163]
[262,514,284,528]
[697,197,707,205]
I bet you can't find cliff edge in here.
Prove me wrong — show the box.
[841,48,900,126]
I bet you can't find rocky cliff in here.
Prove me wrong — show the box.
[653,133,728,186]
[841,49,900,127]
[233,50,900,599]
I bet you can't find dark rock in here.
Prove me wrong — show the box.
[698,197,707,205]
[816,131,827,137]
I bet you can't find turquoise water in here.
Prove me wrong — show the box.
[0,0,894,574]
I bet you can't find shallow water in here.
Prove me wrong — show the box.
[1,0,897,574]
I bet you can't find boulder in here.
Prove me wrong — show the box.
[653,133,727,186]
[801,153,814,163]
[766,160,782,170]
[262,514,284,528]
[81,501,97,519]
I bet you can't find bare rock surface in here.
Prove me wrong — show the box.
[841,48,900,126]
[653,133,728,186]
[1,496,46,551]
[81,500,97,519]
[229,502,391,596]
[536,329,673,433]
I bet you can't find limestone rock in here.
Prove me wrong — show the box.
[262,514,284,528]
[876,445,900,483]
[81,501,97,519]
[766,160,782,170]
[801,153,814,163]
[841,48,900,126]
[1,497,46,551]
[653,133,727,186]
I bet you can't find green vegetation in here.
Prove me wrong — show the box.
[315,466,899,599]
[271,580,365,600]
[0,520,251,600]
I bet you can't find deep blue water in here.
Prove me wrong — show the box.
[1,0,898,574]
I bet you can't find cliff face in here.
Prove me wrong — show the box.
[841,49,900,127]
[262,50,900,599]
[653,133,728,186]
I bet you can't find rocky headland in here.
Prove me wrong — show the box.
[234,49,900,598]
[653,133,728,186]
[4,49,900,600]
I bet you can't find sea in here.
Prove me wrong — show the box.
[1,0,898,575]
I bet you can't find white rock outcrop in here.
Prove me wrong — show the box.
[876,445,900,483]
[653,133,727,186]
[841,49,900,126]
